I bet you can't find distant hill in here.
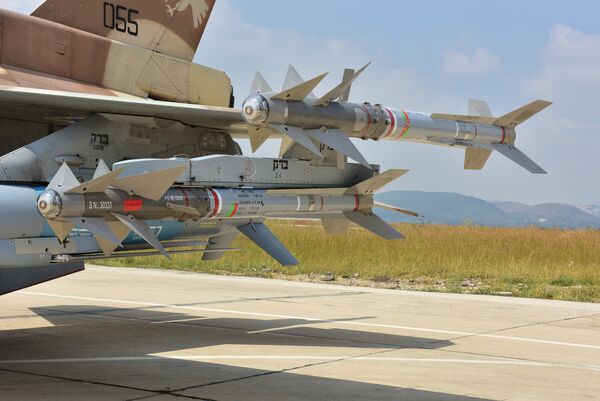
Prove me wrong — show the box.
[375,191,600,229]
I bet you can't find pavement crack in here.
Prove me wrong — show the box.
[0,367,217,401]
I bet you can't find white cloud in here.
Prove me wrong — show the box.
[200,0,457,112]
[520,24,600,204]
[442,48,501,76]
[526,25,600,125]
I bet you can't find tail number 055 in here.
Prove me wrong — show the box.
[103,2,139,37]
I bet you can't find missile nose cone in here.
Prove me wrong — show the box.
[242,94,270,126]
[37,190,62,220]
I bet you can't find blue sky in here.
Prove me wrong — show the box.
[8,1,600,205]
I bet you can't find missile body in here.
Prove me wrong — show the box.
[24,154,416,267]
[242,65,550,173]
[244,94,514,148]
[37,186,372,222]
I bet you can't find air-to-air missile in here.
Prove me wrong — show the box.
[241,64,552,173]
[22,157,417,267]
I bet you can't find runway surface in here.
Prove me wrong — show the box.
[1,265,599,401]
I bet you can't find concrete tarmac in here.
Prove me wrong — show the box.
[0,265,599,401]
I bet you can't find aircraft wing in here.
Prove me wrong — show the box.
[0,86,249,134]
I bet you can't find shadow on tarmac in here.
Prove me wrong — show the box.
[0,304,492,401]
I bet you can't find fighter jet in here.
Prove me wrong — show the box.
[0,0,550,295]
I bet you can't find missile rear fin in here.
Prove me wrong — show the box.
[491,144,547,174]
[112,213,171,260]
[464,147,493,170]
[238,222,298,266]
[265,168,416,240]
[373,201,419,217]
[306,128,370,168]
[343,211,405,240]
[321,217,351,235]
[495,100,552,128]
[271,125,323,158]
[347,169,409,195]
[468,99,493,117]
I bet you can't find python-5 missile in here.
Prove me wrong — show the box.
[36,158,417,265]
[241,64,551,173]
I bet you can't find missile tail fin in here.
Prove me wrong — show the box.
[267,169,409,197]
[112,213,171,259]
[307,128,371,168]
[495,100,552,128]
[343,211,405,240]
[238,223,298,266]
[492,144,547,174]
[468,99,493,117]
[202,233,239,261]
[464,147,493,170]
[322,217,351,235]
[347,169,409,195]
[271,125,322,158]
[373,201,419,217]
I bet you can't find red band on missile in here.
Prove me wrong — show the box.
[500,127,506,144]
[208,189,222,218]
[381,107,397,139]
[353,195,360,212]
[124,199,143,212]
[180,188,189,207]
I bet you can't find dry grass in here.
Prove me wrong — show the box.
[99,222,600,303]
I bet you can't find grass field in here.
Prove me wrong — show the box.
[99,222,600,303]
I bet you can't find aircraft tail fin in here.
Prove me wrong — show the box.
[32,0,216,61]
